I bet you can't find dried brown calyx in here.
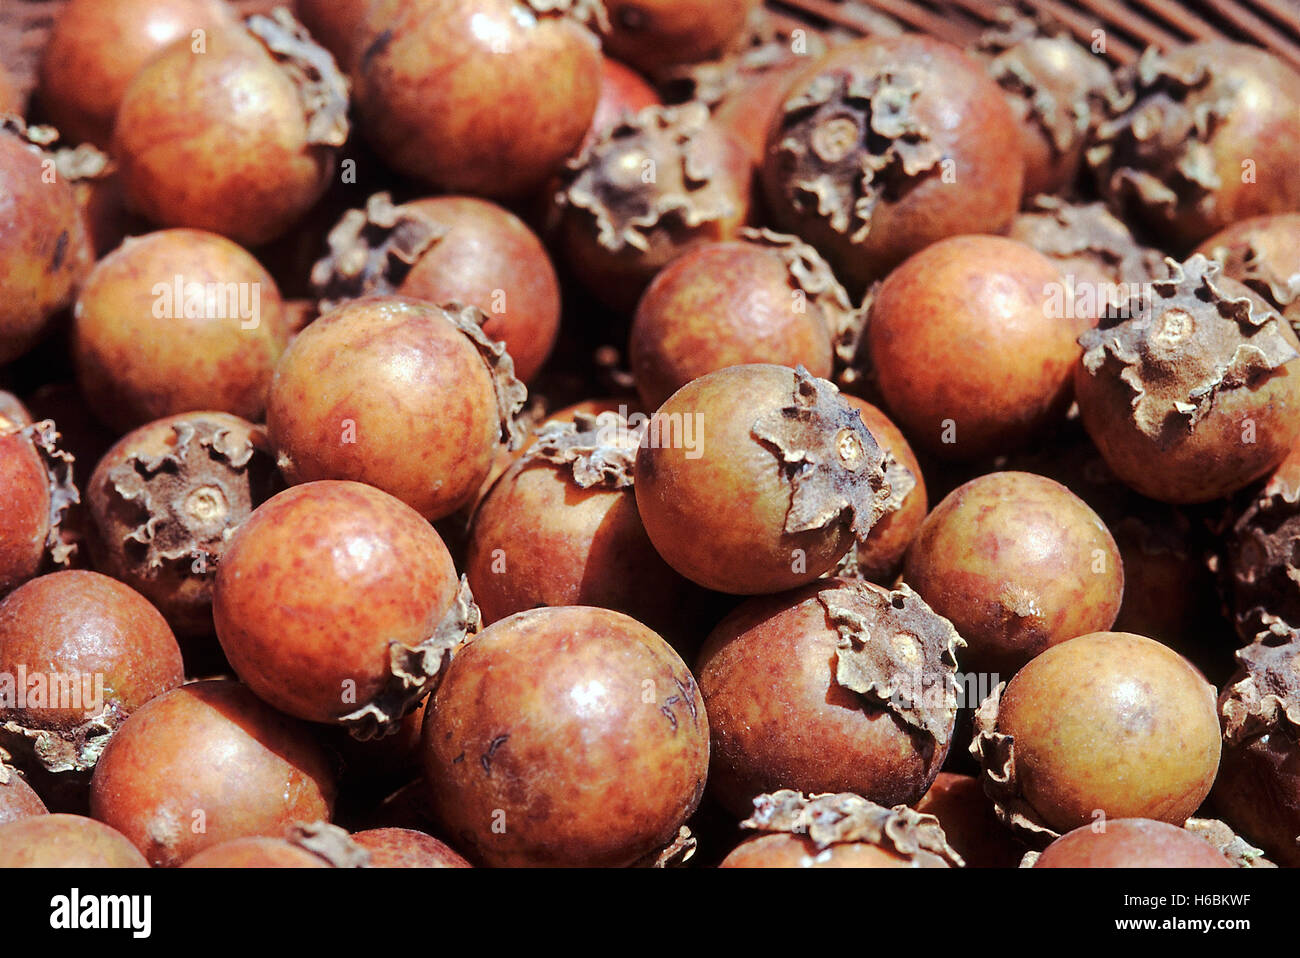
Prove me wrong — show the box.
[14,420,80,571]
[246,8,350,148]
[1223,456,1300,640]
[632,825,697,868]
[557,102,740,253]
[768,66,943,242]
[52,142,113,183]
[1009,196,1165,287]
[1087,46,1230,223]
[309,193,443,312]
[741,789,964,866]
[97,417,277,576]
[524,0,609,32]
[286,821,373,867]
[0,692,123,777]
[976,8,1120,156]
[1184,817,1276,868]
[1,114,59,155]
[1077,255,1297,448]
[340,576,481,741]
[817,581,964,744]
[525,411,645,489]
[741,226,856,350]
[1200,219,1300,333]
[970,682,1060,844]
[442,302,529,451]
[1220,623,1300,747]
[751,367,891,540]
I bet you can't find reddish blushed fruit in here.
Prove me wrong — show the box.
[585,56,661,152]
[113,11,349,246]
[601,0,759,75]
[213,481,470,731]
[72,229,288,435]
[720,832,927,868]
[697,579,961,817]
[39,0,233,147]
[628,235,838,411]
[181,837,331,868]
[0,422,76,598]
[267,297,524,521]
[974,631,1222,838]
[844,396,927,583]
[0,64,20,114]
[866,236,1076,460]
[903,471,1123,677]
[1195,213,1300,334]
[712,60,809,172]
[0,814,148,867]
[354,0,602,199]
[293,0,372,72]
[913,773,1024,868]
[1034,818,1232,868]
[0,765,48,824]
[421,606,709,867]
[89,679,337,867]
[351,828,472,868]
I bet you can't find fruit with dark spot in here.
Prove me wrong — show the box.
[89,679,337,867]
[266,297,525,521]
[113,9,350,246]
[601,0,759,75]
[421,606,709,867]
[1034,818,1231,867]
[39,0,233,148]
[0,570,184,777]
[0,814,148,867]
[913,772,1024,868]
[72,229,288,435]
[353,0,602,199]
[698,578,962,817]
[214,481,473,732]
[761,36,1023,294]
[634,364,893,594]
[972,631,1221,840]
[864,235,1076,460]
[903,471,1123,676]
[351,828,472,868]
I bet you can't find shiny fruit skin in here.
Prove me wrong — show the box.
[213,481,460,725]
[698,580,949,817]
[1034,818,1232,868]
[266,297,504,521]
[89,679,337,866]
[422,606,709,867]
[351,828,472,868]
[354,0,602,199]
[903,472,1123,677]
[585,56,661,153]
[601,0,759,74]
[181,837,331,868]
[72,229,287,434]
[996,632,1221,834]
[395,197,560,384]
[39,0,232,148]
[867,236,1076,460]
[846,397,927,583]
[913,773,1024,868]
[629,241,834,411]
[719,832,922,868]
[0,814,148,867]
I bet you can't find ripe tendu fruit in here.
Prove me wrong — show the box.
[1033,818,1232,868]
[600,0,759,75]
[0,814,148,867]
[0,419,79,598]
[913,772,1025,868]
[350,828,472,868]
[0,754,48,825]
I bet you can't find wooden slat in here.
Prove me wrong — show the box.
[1127,0,1225,40]
[1202,0,1300,66]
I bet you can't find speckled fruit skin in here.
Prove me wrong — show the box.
[629,241,834,411]
[635,364,862,594]
[213,481,461,725]
[354,0,602,199]
[39,0,233,148]
[867,236,1077,460]
[351,828,472,868]
[113,23,340,246]
[698,579,949,817]
[0,428,55,597]
[995,632,1221,834]
[394,197,560,384]
[719,832,925,868]
[903,472,1123,677]
[1073,285,1300,505]
[422,606,709,867]
[86,412,277,638]
[1195,213,1300,332]
[89,679,337,867]
[762,37,1023,294]
[1034,818,1231,868]
[294,0,372,72]
[1212,726,1300,866]
[181,837,330,868]
[466,457,703,643]
[913,772,1024,868]
[0,769,48,824]
[72,230,287,435]
[0,814,148,867]
[602,0,759,74]
[0,130,93,366]
[267,297,505,521]
[0,571,183,733]
[846,396,927,583]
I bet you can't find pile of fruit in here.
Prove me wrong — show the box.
[1,0,1298,869]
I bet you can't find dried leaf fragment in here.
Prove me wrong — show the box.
[1220,622,1300,746]
[442,302,529,451]
[287,821,373,868]
[246,8,350,147]
[970,682,1061,845]
[526,411,644,489]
